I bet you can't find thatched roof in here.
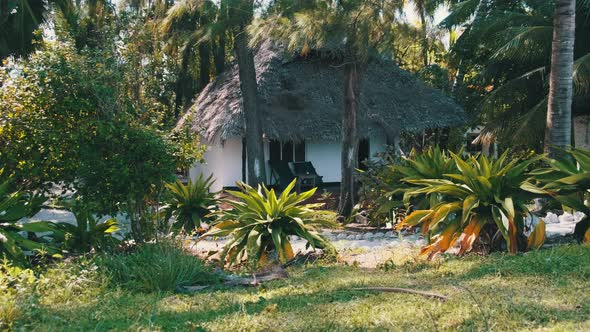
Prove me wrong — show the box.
[179,42,465,143]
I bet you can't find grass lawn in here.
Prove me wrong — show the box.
[3,244,590,331]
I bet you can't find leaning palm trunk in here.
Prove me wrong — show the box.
[545,0,576,157]
[234,25,267,186]
[338,61,362,217]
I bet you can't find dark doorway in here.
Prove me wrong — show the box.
[358,139,370,170]
[269,140,305,162]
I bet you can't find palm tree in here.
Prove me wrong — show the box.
[545,0,576,156]
[162,0,267,186]
[413,0,443,67]
[161,0,219,118]
[250,0,401,216]
[441,0,590,150]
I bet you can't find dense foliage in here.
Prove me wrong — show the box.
[443,0,590,149]
[0,40,201,242]
[204,180,336,268]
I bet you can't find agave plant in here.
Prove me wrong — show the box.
[164,174,218,233]
[397,151,545,258]
[203,180,336,268]
[399,147,462,209]
[0,173,59,262]
[524,148,590,242]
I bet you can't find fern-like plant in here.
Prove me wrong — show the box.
[203,180,336,268]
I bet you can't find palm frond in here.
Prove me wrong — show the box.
[439,0,480,28]
[490,26,553,63]
[574,52,590,95]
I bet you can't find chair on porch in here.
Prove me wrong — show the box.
[268,160,296,190]
[289,161,323,192]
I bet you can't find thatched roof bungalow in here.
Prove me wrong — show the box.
[179,42,465,190]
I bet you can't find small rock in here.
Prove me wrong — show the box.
[336,233,348,240]
[544,212,560,224]
[362,232,374,240]
[345,234,356,240]
[355,211,369,225]
[354,234,363,240]
[574,211,586,223]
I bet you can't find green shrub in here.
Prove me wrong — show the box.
[164,174,218,233]
[398,151,546,257]
[95,240,219,292]
[204,180,336,269]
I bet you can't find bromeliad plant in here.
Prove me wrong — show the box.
[203,180,336,268]
[164,174,218,233]
[524,148,590,242]
[397,151,546,258]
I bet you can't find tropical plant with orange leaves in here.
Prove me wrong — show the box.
[203,180,336,268]
[397,151,546,258]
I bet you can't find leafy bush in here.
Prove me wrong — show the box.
[524,148,590,242]
[164,174,218,233]
[204,180,336,268]
[397,151,546,257]
[95,240,218,292]
[0,41,182,243]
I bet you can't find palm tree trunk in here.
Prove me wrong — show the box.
[212,33,226,75]
[338,62,361,217]
[544,0,576,157]
[174,45,192,119]
[234,27,266,186]
[419,8,429,67]
[198,43,211,89]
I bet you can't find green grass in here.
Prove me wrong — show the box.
[2,244,590,331]
[94,240,221,292]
